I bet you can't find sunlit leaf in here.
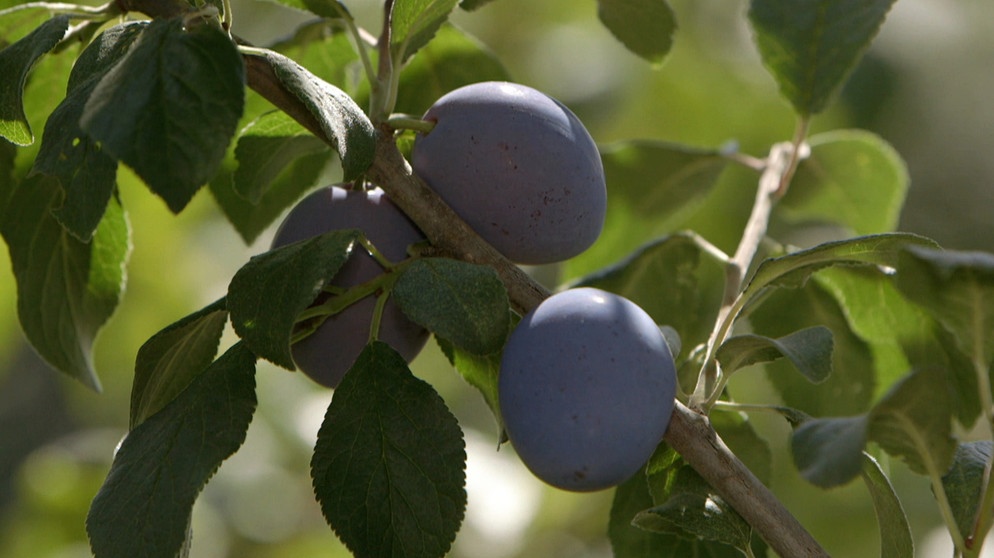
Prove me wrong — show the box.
[780,130,908,235]
[311,342,466,558]
[390,0,459,63]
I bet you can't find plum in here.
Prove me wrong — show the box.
[411,81,606,265]
[271,185,429,388]
[498,287,676,491]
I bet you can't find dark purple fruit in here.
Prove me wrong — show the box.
[498,287,676,491]
[411,81,606,265]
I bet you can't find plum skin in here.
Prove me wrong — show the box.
[411,81,607,265]
[498,287,676,492]
[271,185,429,388]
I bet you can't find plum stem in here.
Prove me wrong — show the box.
[386,114,435,134]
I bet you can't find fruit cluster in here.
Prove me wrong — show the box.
[271,81,676,491]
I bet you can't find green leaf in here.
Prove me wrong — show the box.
[815,266,981,426]
[32,22,147,241]
[227,230,358,368]
[748,0,898,115]
[710,410,772,484]
[742,233,939,307]
[750,279,875,416]
[0,15,68,145]
[266,0,350,18]
[394,24,510,116]
[718,326,833,382]
[86,343,257,558]
[211,149,331,244]
[459,0,497,10]
[393,258,509,355]
[641,448,755,553]
[311,341,466,558]
[791,416,868,487]
[0,175,129,390]
[233,110,330,204]
[897,246,994,371]
[261,49,376,180]
[565,141,727,279]
[390,0,459,63]
[942,441,992,540]
[80,18,245,213]
[608,473,675,558]
[868,367,956,476]
[862,453,914,558]
[437,337,504,434]
[779,130,908,235]
[596,0,677,65]
[575,233,725,361]
[130,299,229,429]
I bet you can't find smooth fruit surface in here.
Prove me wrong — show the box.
[498,287,676,491]
[411,81,606,265]
[271,185,429,388]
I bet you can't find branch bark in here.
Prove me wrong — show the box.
[109,2,828,554]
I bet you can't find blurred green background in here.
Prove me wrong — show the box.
[2,0,994,556]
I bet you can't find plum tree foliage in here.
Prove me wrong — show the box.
[1,0,993,557]
[499,287,676,492]
[412,81,607,264]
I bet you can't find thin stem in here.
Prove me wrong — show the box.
[387,114,435,134]
[220,0,232,31]
[369,0,396,122]
[369,291,389,344]
[357,234,395,270]
[335,2,377,89]
[0,0,117,19]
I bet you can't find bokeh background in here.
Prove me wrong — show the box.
[2,0,994,556]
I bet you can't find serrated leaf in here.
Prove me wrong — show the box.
[791,415,868,487]
[437,336,504,434]
[80,18,245,213]
[0,15,68,145]
[130,299,229,429]
[942,441,992,540]
[575,233,725,361]
[868,367,956,476]
[393,258,509,355]
[227,230,358,368]
[742,233,938,307]
[750,279,874,416]
[597,0,676,65]
[566,141,727,279]
[0,175,129,390]
[718,326,832,382]
[394,24,509,116]
[779,130,908,235]
[233,110,330,203]
[748,0,897,115]
[896,246,994,373]
[86,343,257,558]
[261,49,375,180]
[862,453,914,558]
[390,0,459,63]
[311,341,466,558]
[32,22,147,241]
